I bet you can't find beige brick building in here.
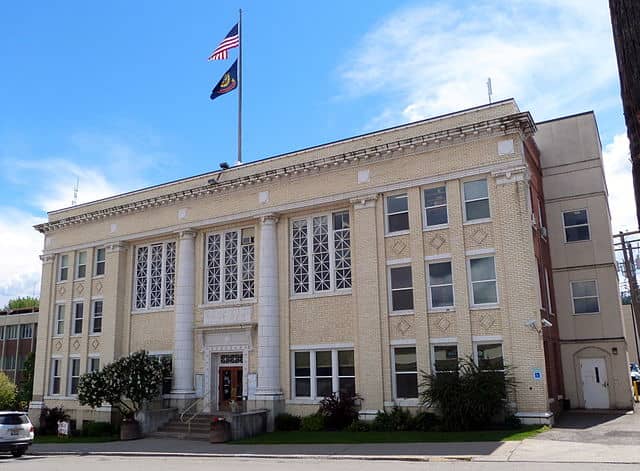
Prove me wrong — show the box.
[28,100,634,429]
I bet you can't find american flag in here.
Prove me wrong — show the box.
[208,23,239,61]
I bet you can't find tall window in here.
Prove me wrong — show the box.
[91,300,103,334]
[54,305,65,336]
[424,186,448,227]
[292,349,356,399]
[134,241,176,310]
[19,324,33,339]
[386,194,409,233]
[291,211,351,294]
[393,347,418,399]
[50,359,61,395]
[206,228,255,303]
[6,325,18,339]
[563,209,590,242]
[58,254,70,282]
[68,358,81,395]
[433,345,458,373]
[95,248,106,276]
[427,261,454,309]
[571,280,599,314]
[463,179,490,221]
[476,343,504,370]
[389,266,414,312]
[75,251,87,279]
[469,256,498,305]
[88,357,100,373]
[72,302,83,335]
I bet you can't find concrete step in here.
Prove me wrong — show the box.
[158,425,210,434]
[151,431,209,441]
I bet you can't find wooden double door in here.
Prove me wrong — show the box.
[218,366,243,410]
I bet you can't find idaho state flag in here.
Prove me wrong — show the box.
[210,60,238,100]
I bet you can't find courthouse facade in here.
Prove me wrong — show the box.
[28,100,633,427]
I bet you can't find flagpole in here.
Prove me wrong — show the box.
[237,8,243,165]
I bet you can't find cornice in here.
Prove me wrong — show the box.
[35,112,535,234]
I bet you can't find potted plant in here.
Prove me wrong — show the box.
[78,350,164,440]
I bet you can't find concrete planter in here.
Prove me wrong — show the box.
[209,420,231,443]
[120,420,142,440]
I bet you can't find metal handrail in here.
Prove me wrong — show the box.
[179,388,213,434]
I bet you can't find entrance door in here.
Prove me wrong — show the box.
[580,358,609,409]
[218,366,243,410]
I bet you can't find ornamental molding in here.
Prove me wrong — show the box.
[35,112,536,234]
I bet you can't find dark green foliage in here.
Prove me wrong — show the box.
[504,414,522,429]
[39,406,70,435]
[345,420,370,432]
[301,413,325,432]
[82,421,118,437]
[419,357,516,431]
[412,411,440,431]
[371,406,414,431]
[274,413,302,431]
[16,352,35,408]
[318,392,361,430]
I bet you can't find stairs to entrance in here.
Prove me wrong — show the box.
[153,414,217,441]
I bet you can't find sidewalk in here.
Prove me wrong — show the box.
[29,436,640,464]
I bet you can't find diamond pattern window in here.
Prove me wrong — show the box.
[134,241,176,311]
[205,228,255,303]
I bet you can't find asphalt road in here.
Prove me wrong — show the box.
[2,456,638,470]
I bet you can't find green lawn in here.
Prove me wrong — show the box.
[34,435,119,444]
[232,426,547,444]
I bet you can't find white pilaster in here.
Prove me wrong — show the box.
[172,230,196,395]
[255,214,282,397]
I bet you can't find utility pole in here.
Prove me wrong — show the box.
[615,230,640,362]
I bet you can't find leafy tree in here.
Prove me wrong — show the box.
[419,357,516,431]
[78,350,164,421]
[16,352,35,408]
[4,296,39,311]
[0,372,17,410]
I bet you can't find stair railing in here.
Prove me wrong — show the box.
[179,388,213,434]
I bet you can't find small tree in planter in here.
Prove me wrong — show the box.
[78,350,164,440]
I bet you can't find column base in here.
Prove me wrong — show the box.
[167,391,198,411]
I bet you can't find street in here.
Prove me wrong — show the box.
[2,456,639,471]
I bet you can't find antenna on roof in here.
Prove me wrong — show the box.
[72,177,79,206]
[487,77,493,104]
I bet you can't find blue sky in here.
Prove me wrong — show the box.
[0,0,634,306]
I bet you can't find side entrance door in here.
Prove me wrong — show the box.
[580,358,609,409]
[218,366,243,410]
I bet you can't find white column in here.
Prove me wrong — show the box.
[256,214,282,397]
[172,230,196,395]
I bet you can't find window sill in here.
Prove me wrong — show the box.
[52,335,64,339]
[563,239,591,244]
[70,334,82,338]
[385,399,419,407]
[286,398,321,405]
[74,278,87,282]
[389,310,414,316]
[470,304,500,311]
[463,218,492,226]
[44,395,78,401]
[572,312,600,316]
[290,290,352,301]
[428,307,455,313]
[131,307,175,315]
[198,299,257,309]
[89,333,102,337]
[56,280,70,285]
[385,230,410,238]
[92,275,105,280]
[423,224,449,232]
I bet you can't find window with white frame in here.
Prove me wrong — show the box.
[19,324,33,339]
[427,261,454,309]
[68,358,81,395]
[463,179,490,221]
[291,211,352,294]
[389,266,414,312]
[88,357,100,373]
[75,251,87,279]
[386,194,409,233]
[134,241,176,310]
[563,209,590,242]
[91,300,103,334]
[5,325,18,340]
[292,349,356,399]
[571,280,599,314]
[393,347,418,399]
[58,254,70,282]
[95,247,106,276]
[54,305,65,336]
[433,345,458,373]
[424,186,448,227]
[469,256,498,305]
[72,302,83,335]
[205,228,255,303]
[476,343,504,370]
[50,358,61,395]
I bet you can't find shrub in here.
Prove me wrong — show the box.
[345,420,370,432]
[301,413,325,432]
[371,406,414,431]
[419,357,516,431]
[82,421,117,437]
[39,406,70,435]
[504,414,522,430]
[318,392,361,430]
[274,413,301,431]
[0,372,16,410]
[412,411,439,432]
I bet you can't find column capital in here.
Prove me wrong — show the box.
[177,229,198,240]
[261,213,279,225]
[106,241,128,253]
[39,254,55,264]
[350,194,378,210]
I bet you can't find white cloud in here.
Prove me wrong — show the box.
[602,133,636,233]
[340,0,616,127]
